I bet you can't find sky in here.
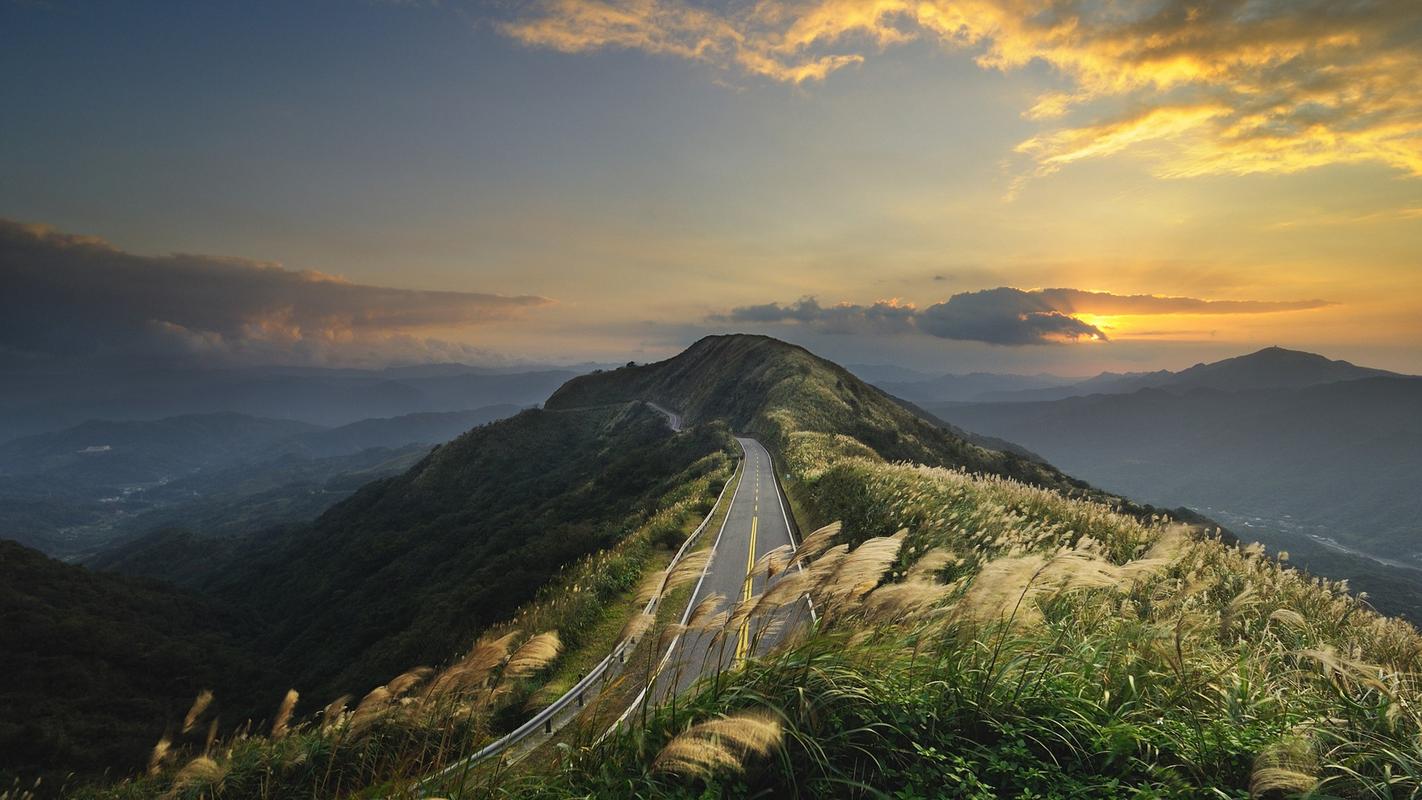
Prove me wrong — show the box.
[2,0,1420,376]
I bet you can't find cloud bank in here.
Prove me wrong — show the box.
[0,219,550,366]
[497,0,1422,182]
[713,287,1332,345]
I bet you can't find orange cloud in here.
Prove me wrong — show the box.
[497,0,1422,182]
[712,287,1332,345]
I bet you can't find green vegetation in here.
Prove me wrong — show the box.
[203,403,733,700]
[499,414,1422,799]
[0,541,279,794]
[30,334,1422,799]
[62,417,735,800]
[505,336,1422,798]
[1,401,734,794]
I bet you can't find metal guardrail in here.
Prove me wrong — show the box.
[418,420,739,788]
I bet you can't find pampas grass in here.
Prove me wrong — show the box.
[182,690,214,735]
[271,689,299,739]
[385,667,433,697]
[791,521,842,565]
[165,756,226,798]
[147,736,171,776]
[503,632,562,682]
[686,592,727,629]
[651,710,781,779]
[619,613,655,647]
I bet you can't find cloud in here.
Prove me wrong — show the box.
[713,287,1332,345]
[710,296,917,334]
[0,219,551,366]
[495,0,1422,182]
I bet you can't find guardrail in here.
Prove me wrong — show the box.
[418,429,740,789]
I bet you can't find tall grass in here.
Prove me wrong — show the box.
[495,440,1422,799]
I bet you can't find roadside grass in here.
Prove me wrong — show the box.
[485,433,1422,799]
[528,451,743,708]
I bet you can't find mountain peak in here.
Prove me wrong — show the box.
[548,333,1098,495]
[1171,345,1394,391]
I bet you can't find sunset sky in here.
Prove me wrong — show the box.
[3,0,1420,375]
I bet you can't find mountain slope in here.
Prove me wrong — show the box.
[547,335,1096,495]
[0,412,320,483]
[87,334,1422,800]
[976,346,1398,402]
[931,376,1422,563]
[0,540,278,789]
[278,405,522,458]
[0,364,578,442]
[193,403,734,698]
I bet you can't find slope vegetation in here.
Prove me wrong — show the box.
[70,335,1422,800]
[548,335,1093,494]
[196,403,733,700]
[0,541,279,791]
[499,338,1422,799]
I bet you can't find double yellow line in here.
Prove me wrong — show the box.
[734,515,758,663]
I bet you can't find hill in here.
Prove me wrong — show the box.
[931,376,1422,572]
[278,405,522,458]
[0,540,279,791]
[547,335,1098,495]
[0,412,318,483]
[967,346,1398,403]
[0,363,578,443]
[4,399,735,791]
[63,335,1422,800]
[178,403,734,699]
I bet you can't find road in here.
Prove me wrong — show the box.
[644,436,811,702]
[645,402,683,432]
[422,406,809,789]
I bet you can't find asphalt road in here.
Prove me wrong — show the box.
[651,436,811,700]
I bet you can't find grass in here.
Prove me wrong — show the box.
[475,431,1422,799]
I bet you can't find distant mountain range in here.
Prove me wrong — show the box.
[0,405,522,556]
[0,362,586,442]
[920,348,1421,566]
[870,346,1398,404]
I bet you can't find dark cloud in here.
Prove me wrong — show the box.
[710,297,916,335]
[0,219,550,366]
[917,289,1106,344]
[714,287,1333,346]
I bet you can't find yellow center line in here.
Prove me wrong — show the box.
[735,516,757,663]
